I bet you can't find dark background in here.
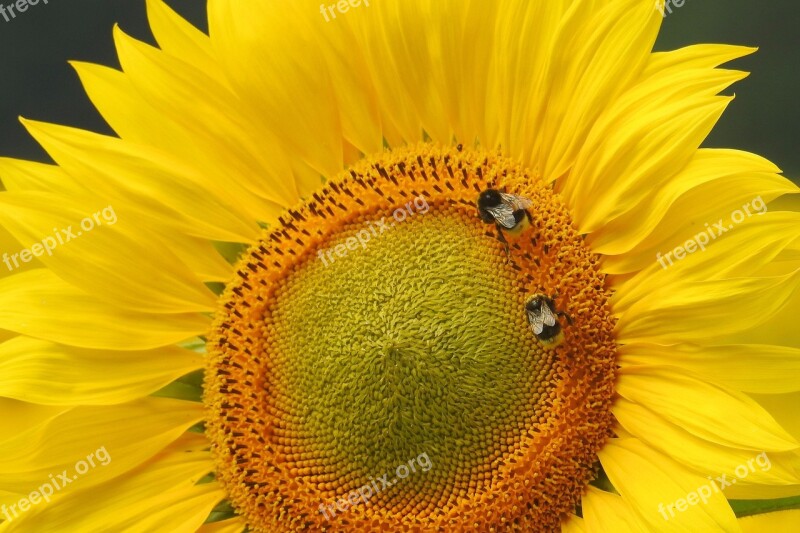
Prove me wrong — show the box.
[0,1,797,181]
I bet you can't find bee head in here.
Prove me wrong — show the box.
[525,294,545,312]
[477,189,503,222]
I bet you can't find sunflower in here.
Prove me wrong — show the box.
[0,0,799,531]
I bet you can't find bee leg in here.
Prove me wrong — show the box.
[557,311,574,326]
[495,225,510,260]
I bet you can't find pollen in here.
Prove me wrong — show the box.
[204,144,618,531]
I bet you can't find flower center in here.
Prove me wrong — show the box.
[204,145,618,531]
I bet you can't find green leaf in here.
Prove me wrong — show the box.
[205,500,237,523]
[213,240,249,264]
[730,495,800,517]
[151,369,205,402]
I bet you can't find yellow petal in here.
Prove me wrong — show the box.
[0,224,33,280]
[0,158,76,195]
[739,510,800,533]
[286,0,384,155]
[0,191,215,314]
[582,486,649,533]
[598,438,740,532]
[566,44,756,228]
[591,149,790,257]
[145,0,217,71]
[153,231,233,284]
[197,518,247,533]
[616,270,800,344]
[358,0,447,143]
[104,25,303,209]
[562,514,586,533]
[751,393,800,451]
[131,485,224,533]
[208,0,343,179]
[0,397,202,499]
[646,44,757,72]
[726,483,800,500]
[351,0,497,145]
[72,58,285,222]
[536,0,661,183]
[721,259,800,347]
[572,97,730,232]
[613,397,800,486]
[618,366,798,452]
[612,212,800,313]
[620,343,800,394]
[0,159,234,283]
[490,0,566,157]
[1,433,219,532]
[0,399,66,444]
[21,119,260,243]
[0,336,202,405]
[602,188,798,276]
[0,270,208,350]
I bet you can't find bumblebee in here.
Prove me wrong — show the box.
[477,189,533,255]
[525,293,571,346]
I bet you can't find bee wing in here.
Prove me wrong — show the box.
[500,192,533,212]
[527,309,546,335]
[486,204,517,229]
[540,304,557,327]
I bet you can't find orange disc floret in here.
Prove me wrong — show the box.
[204,144,618,532]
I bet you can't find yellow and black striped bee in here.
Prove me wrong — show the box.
[525,293,571,346]
[477,189,533,256]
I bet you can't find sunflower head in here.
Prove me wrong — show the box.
[0,0,799,532]
[204,145,619,529]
